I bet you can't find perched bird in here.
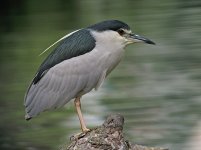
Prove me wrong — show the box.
[24,20,155,132]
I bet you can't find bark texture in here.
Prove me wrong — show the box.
[60,114,168,150]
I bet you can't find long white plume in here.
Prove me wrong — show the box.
[39,29,80,56]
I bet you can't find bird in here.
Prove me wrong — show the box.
[24,20,155,133]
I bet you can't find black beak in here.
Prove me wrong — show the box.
[130,34,155,45]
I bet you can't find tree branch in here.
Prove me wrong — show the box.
[60,114,168,150]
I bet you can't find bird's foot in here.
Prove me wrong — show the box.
[70,128,91,141]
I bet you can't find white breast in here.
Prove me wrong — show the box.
[90,30,126,75]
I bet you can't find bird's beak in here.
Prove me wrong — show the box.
[128,33,155,45]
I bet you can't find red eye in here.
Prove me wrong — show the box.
[117,29,124,35]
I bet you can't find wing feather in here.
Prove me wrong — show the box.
[24,42,113,120]
[33,29,95,84]
[24,52,108,119]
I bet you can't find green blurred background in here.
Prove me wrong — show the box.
[0,0,201,149]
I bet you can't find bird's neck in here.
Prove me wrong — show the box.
[91,30,126,53]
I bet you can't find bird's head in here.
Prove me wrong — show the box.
[87,20,155,47]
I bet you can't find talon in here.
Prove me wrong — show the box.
[82,127,90,133]
[70,129,91,141]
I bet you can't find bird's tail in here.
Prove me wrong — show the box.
[25,113,32,121]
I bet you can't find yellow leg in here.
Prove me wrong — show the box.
[74,97,90,132]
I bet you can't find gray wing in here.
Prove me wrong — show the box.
[24,29,100,120]
[24,51,108,120]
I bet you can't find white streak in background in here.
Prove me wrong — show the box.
[184,120,201,150]
[39,29,81,56]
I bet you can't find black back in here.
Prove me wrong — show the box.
[33,29,95,84]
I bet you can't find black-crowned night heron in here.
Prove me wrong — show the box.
[24,20,155,132]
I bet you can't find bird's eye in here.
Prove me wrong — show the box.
[117,29,125,35]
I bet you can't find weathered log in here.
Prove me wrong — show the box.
[60,114,168,150]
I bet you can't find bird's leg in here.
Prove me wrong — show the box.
[74,97,90,132]
[70,97,90,141]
